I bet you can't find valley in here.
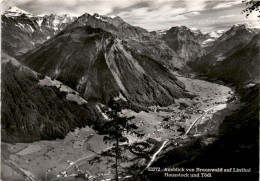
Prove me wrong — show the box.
[1,4,259,181]
[1,73,241,181]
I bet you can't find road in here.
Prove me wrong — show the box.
[48,104,223,180]
[141,140,168,174]
[184,106,214,135]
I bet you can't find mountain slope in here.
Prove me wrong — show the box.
[1,52,99,142]
[21,26,192,106]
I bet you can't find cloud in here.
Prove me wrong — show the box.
[2,0,137,15]
[184,0,208,12]
[218,14,236,19]
[2,0,259,32]
[184,11,200,16]
[213,1,242,9]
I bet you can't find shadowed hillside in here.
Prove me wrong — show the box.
[1,53,100,142]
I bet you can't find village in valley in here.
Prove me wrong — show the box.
[2,73,242,181]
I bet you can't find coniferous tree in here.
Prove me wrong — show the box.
[89,98,147,181]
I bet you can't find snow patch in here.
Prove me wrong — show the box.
[37,14,46,17]
[109,15,117,18]
[5,6,34,17]
[204,38,214,43]
[53,27,58,31]
[36,18,43,27]
[27,25,34,32]
[201,38,214,47]
[18,23,25,29]
[94,14,108,22]
[190,27,201,35]
[208,29,225,38]
[52,18,60,27]
[156,29,167,35]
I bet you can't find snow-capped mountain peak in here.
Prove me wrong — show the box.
[208,29,226,38]
[155,29,167,35]
[233,22,256,29]
[190,27,203,35]
[93,13,108,22]
[4,6,34,17]
[109,15,117,18]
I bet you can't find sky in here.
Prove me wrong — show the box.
[1,0,260,32]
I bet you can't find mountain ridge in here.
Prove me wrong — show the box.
[2,7,77,56]
[21,25,193,106]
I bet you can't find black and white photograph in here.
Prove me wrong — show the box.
[1,0,259,180]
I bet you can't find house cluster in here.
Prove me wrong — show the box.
[185,102,202,114]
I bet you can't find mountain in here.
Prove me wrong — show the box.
[21,25,192,107]
[1,52,101,142]
[1,7,76,56]
[207,29,226,39]
[4,6,34,17]
[204,23,258,59]
[64,13,151,41]
[200,29,226,48]
[162,26,205,62]
[189,30,260,85]
[154,29,167,36]
[206,33,260,85]
[65,13,183,68]
[2,8,183,71]
[188,23,259,78]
